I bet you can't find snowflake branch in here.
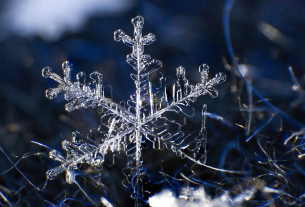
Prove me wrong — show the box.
[144,70,226,125]
[42,61,137,124]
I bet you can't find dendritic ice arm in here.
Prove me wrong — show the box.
[114,16,166,203]
[46,127,135,184]
[114,16,161,77]
[42,61,136,123]
[144,64,226,124]
[137,64,225,170]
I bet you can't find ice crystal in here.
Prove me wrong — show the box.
[42,16,226,204]
[148,187,255,207]
[148,178,280,207]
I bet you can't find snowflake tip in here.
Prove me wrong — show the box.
[46,89,58,99]
[216,72,226,84]
[114,29,125,42]
[176,66,185,77]
[42,66,52,78]
[62,61,73,70]
[131,15,144,28]
[199,64,209,73]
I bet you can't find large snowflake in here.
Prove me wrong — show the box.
[42,16,226,204]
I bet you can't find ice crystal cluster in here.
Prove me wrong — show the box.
[42,16,226,204]
[148,187,256,207]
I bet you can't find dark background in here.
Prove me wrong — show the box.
[0,0,305,206]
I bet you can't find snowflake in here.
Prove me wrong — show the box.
[41,16,226,204]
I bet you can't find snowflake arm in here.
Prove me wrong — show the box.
[42,61,136,124]
[46,126,136,184]
[144,64,226,125]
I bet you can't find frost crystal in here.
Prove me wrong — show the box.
[148,186,256,207]
[42,16,226,204]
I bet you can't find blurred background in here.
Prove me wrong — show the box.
[0,0,305,206]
